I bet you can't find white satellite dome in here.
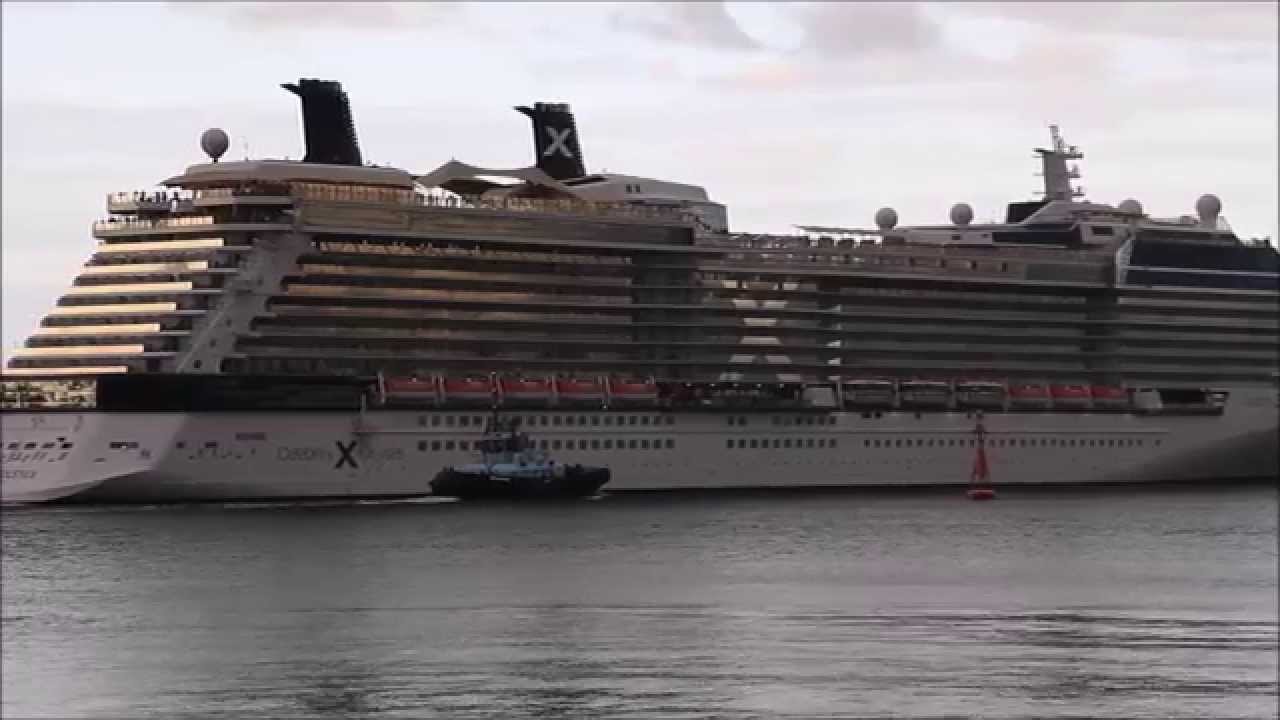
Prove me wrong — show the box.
[1117,198,1143,216]
[200,127,230,162]
[874,207,898,230]
[949,202,974,226]
[1195,194,1222,225]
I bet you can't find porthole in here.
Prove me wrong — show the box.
[432,441,441,451]
[418,441,427,452]
[726,439,734,449]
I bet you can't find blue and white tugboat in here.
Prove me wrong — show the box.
[430,414,611,499]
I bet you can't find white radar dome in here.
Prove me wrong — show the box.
[1117,198,1143,216]
[874,207,898,230]
[949,202,974,226]
[200,127,230,162]
[1195,194,1222,225]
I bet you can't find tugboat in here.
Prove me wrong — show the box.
[430,414,611,499]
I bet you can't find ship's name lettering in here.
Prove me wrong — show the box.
[2,469,37,480]
[277,447,332,462]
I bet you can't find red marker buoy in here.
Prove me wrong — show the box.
[967,414,997,500]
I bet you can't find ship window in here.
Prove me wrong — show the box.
[895,439,902,448]
[553,416,562,426]
[738,416,747,426]
[459,441,468,451]
[728,417,736,426]
[446,416,455,426]
[432,441,441,451]
[578,416,587,425]
[726,439,734,449]
[445,441,455,450]
[591,416,600,426]
[629,416,638,426]
[591,439,600,449]
[666,439,674,449]
[629,439,638,449]
[806,438,815,448]
[459,416,470,427]
[604,416,613,426]
[418,441,427,452]
[864,440,870,448]
[639,416,648,426]
[539,440,548,450]
[831,439,838,448]
[432,416,441,427]
[641,439,649,449]
[817,438,826,448]
[604,439,613,449]
[565,416,575,426]
[666,416,675,425]
[749,439,758,448]
[176,441,185,449]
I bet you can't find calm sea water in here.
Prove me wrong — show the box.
[3,486,1277,719]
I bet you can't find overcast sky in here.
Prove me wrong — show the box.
[3,1,1276,359]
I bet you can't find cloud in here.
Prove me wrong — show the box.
[949,1,1278,44]
[167,1,452,33]
[782,2,943,60]
[611,2,760,50]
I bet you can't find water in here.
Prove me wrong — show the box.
[3,486,1276,719]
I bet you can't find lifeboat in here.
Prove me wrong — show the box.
[1090,385,1129,410]
[1050,383,1092,409]
[955,380,1006,409]
[899,380,951,409]
[607,378,659,407]
[441,377,495,407]
[1008,383,1051,409]
[382,376,439,406]
[498,376,552,407]
[556,377,605,406]
[843,378,897,409]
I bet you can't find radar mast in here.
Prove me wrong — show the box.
[1034,125,1084,202]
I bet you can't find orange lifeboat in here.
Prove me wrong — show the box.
[608,378,659,407]
[383,376,439,406]
[1050,383,1093,409]
[1008,383,1051,409]
[1090,385,1129,410]
[498,376,552,407]
[556,377,605,406]
[441,377,495,407]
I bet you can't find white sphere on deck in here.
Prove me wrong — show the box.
[200,128,230,162]
[949,202,974,226]
[1195,193,1222,224]
[874,207,898,230]
[1117,198,1143,215]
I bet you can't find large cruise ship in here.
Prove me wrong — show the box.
[3,79,1277,503]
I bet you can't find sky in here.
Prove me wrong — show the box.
[2,1,1277,359]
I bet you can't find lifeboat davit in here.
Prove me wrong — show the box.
[441,377,495,406]
[498,376,552,407]
[608,378,659,407]
[556,377,605,406]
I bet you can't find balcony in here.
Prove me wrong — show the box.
[107,191,195,215]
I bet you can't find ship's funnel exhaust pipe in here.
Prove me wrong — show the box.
[282,78,363,166]
[515,102,586,181]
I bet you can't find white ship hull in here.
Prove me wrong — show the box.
[3,386,1276,504]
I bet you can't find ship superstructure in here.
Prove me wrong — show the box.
[2,79,1276,503]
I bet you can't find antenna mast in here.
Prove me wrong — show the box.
[1033,125,1084,202]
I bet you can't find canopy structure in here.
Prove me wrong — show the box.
[414,160,584,200]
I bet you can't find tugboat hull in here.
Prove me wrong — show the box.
[430,465,610,499]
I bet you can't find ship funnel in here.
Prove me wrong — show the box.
[282,78,364,166]
[515,102,586,180]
